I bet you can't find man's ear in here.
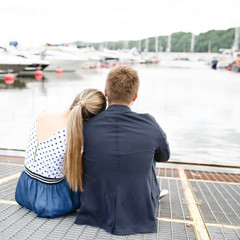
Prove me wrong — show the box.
[133,92,138,102]
[104,88,108,97]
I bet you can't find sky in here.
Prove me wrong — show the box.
[0,0,240,47]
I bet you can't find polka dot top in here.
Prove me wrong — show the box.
[25,115,67,179]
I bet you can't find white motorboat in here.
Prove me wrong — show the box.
[0,46,50,76]
[97,49,119,63]
[114,48,147,64]
[216,49,234,69]
[0,48,33,74]
[37,46,89,71]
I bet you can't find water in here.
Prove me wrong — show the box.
[0,61,240,166]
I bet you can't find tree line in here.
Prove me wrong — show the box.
[73,28,237,53]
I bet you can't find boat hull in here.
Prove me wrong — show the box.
[44,59,86,72]
[0,64,29,74]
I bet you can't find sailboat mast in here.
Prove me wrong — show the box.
[232,27,240,51]
[191,33,195,53]
[145,38,149,52]
[167,35,171,52]
[155,36,158,53]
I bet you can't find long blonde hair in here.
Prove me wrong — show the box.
[63,88,106,192]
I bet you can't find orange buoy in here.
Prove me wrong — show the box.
[56,68,63,74]
[4,73,14,84]
[101,63,106,68]
[35,70,43,80]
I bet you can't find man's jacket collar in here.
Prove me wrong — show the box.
[106,104,131,112]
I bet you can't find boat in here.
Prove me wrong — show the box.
[71,46,101,68]
[0,46,50,76]
[36,45,89,71]
[0,47,33,74]
[216,49,234,69]
[97,48,119,64]
[232,56,240,72]
[115,48,142,64]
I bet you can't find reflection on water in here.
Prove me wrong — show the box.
[0,79,27,89]
[0,62,239,166]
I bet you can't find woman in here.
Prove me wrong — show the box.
[15,88,106,218]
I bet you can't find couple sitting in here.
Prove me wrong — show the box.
[15,66,170,235]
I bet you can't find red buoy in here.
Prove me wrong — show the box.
[227,66,232,71]
[56,68,63,74]
[101,63,106,68]
[84,65,90,70]
[113,62,117,67]
[4,73,14,84]
[93,65,98,69]
[35,70,43,80]
[108,63,113,68]
[123,61,127,65]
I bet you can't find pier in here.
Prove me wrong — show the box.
[0,155,239,239]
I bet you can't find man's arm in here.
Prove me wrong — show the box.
[154,124,170,162]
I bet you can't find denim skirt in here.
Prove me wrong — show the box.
[15,170,80,218]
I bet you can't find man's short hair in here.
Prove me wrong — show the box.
[106,66,139,104]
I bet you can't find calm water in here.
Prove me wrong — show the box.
[0,61,240,166]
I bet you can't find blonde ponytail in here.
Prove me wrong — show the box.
[63,89,106,192]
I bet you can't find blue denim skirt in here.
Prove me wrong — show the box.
[15,170,80,218]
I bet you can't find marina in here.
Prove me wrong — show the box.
[0,1,240,238]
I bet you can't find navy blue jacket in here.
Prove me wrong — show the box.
[75,105,170,235]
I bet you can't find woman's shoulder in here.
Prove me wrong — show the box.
[37,112,63,125]
[38,112,57,120]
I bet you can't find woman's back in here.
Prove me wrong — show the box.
[25,112,68,179]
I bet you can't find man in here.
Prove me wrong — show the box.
[75,66,170,235]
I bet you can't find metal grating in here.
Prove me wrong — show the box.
[156,168,179,178]
[0,204,179,240]
[207,226,240,240]
[157,179,190,220]
[0,164,198,240]
[156,221,197,240]
[0,178,18,201]
[0,204,197,240]
[185,170,240,183]
[0,164,23,179]
[190,181,240,225]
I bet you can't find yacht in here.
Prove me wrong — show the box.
[216,49,234,69]
[0,47,33,74]
[0,46,50,76]
[36,46,89,71]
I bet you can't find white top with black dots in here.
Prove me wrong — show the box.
[25,115,66,179]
